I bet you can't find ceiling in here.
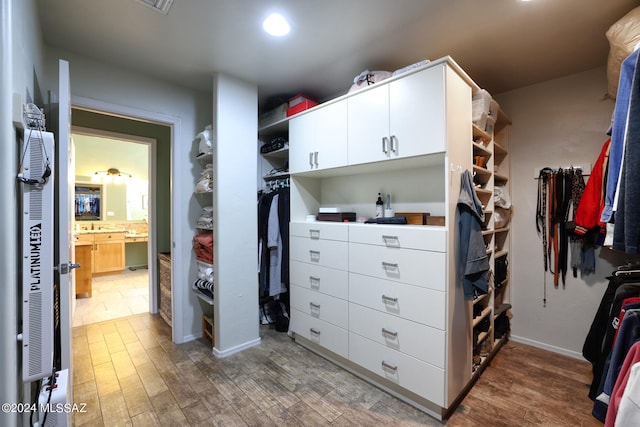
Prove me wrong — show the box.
[36,0,640,111]
[72,133,149,180]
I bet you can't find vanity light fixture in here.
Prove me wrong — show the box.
[263,13,290,37]
[91,168,132,185]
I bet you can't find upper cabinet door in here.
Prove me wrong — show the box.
[289,101,348,173]
[314,99,348,170]
[347,83,390,165]
[389,65,446,157]
[289,111,315,174]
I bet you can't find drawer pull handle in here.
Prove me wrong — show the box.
[309,250,320,259]
[381,361,398,372]
[310,276,320,283]
[382,136,389,154]
[314,151,319,166]
[382,328,398,337]
[390,135,397,153]
[309,152,314,168]
[310,328,321,336]
[309,302,321,309]
[309,229,320,239]
[382,262,398,269]
[382,294,398,303]
[382,235,400,247]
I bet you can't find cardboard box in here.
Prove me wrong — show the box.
[395,212,430,225]
[426,216,445,226]
[394,212,444,226]
[259,103,288,128]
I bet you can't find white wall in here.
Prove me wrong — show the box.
[42,47,213,343]
[497,66,631,358]
[2,0,47,425]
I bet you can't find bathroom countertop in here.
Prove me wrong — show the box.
[76,229,127,234]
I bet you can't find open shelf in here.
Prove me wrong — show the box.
[192,284,214,305]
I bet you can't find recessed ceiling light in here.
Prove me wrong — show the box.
[263,13,290,37]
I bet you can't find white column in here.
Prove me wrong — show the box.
[211,73,260,356]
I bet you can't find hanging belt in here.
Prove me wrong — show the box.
[537,168,553,305]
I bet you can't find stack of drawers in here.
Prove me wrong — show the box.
[289,221,448,406]
[289,222,349,358]
[347,224,447,406]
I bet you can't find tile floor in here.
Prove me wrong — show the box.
[72,313,438,427]
[70,271,599,426]
[72,312,600,426]
[73,269,150,327]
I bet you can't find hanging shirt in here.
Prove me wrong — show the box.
[613,50,640,253]
[602,49,640,223]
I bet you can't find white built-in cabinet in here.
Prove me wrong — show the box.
[289,100,348,173]
[284,57,511,420]
[347,65,446,164]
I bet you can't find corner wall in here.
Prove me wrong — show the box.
[496,66,629,358]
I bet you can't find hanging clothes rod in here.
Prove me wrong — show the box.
[533,164,591,179]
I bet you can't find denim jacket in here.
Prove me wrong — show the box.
[458,170,489,300]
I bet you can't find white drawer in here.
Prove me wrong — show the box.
[349,242,446,291]
[290,284,348,328]
[291,236,348,270]
[349,273,445,329]
[291,309,348,359]
[290,221,348,241]
[349,332,445,406]
[290,260,348,299]
[349,303,445,368]
[349,224,446,252]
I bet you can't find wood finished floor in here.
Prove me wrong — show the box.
[72,313,602,426]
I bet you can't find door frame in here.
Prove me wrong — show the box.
[71,95,183,342]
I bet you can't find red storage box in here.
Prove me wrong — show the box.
[286,94,318,116]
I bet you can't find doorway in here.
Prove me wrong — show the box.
[70,107,172,327]
[71,129,153,326]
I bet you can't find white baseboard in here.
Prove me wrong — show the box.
[510,334,586,361]
[177,333,199,344]
[212,337,261,358]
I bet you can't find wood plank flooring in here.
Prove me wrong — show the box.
[72,313,601,426]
